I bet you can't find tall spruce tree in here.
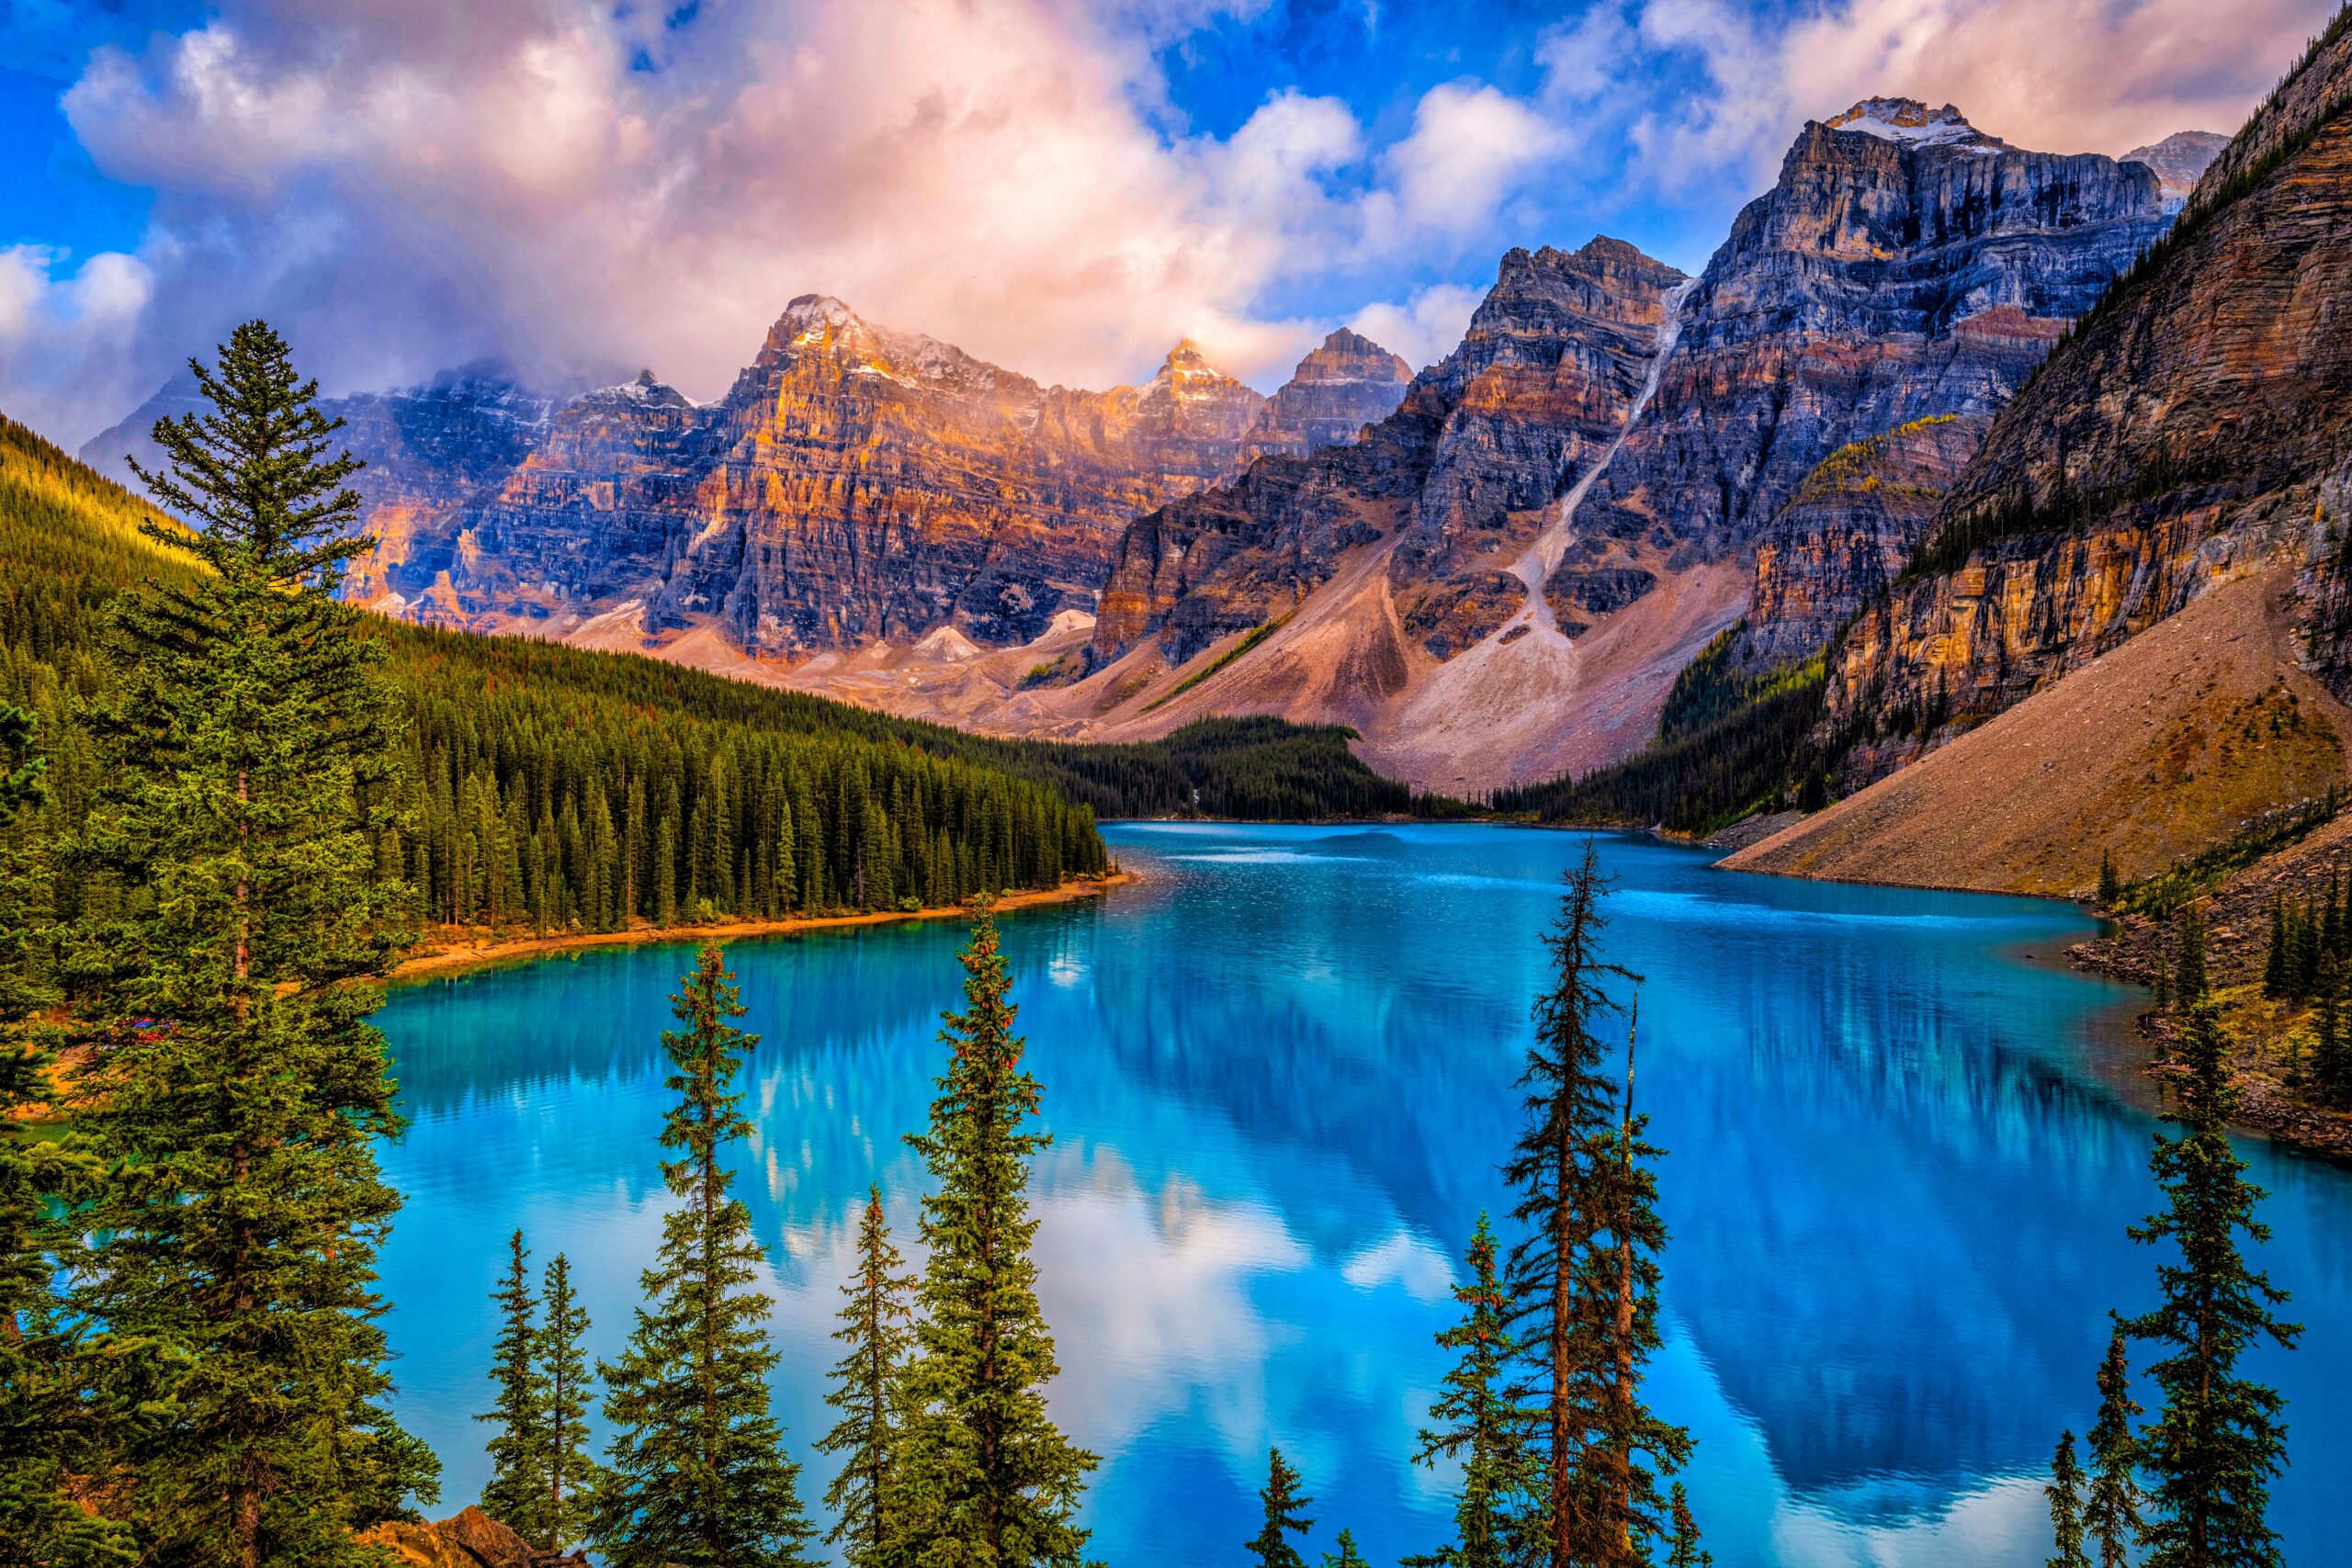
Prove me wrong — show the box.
[895,908,1096,1566]
[2045,1433,2089,1568]
[1322,1529,1369,1568]
[2085,1333,2141,1568]
[1663,1485,1708,1568]
[1246,1447,1314,1568]
[69,321,435,1566]
[537,1253,600,1555]
[2122,1000,2300,1568]
[479,1231,548,1539]
[1504,842,1690,1568]
[1405,1214,1543,1568]
[819,1188,915,1568]
[592,944,815,1568]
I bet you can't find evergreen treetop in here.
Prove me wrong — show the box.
[2045,1433,2089,1568]
[478,1230,548,1540]
[536,1252,601,1555]
[593,944,815,1568]
[1405,1213,1544,1568]
[2123,1000,2300,1568]
[897,908,1097,1567]
[2085,1333,2142,1568]
[1246,1447,1315,1568]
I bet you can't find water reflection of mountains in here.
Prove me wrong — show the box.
[378,832,2343,1529]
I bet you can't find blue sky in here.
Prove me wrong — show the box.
[0,0,2330,445]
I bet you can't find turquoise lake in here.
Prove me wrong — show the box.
[374,822,2352,1566]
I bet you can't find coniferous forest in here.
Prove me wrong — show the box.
[0,328,2309,1567]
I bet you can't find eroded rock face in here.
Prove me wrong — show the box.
[1239,329,1414,464]
[231,299,1316,654]
[1742,412,1989,665]
[2122,130,2231,207]
[1826,29,2352,779]
[1580,98,2173,577]
[1089,238,1688,669]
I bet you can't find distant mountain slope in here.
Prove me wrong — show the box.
[85,308,1414,661]
[1725,569,2351,894]
[1042,100,2177,792]
[1826,6,2352,786]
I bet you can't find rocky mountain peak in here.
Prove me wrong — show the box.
[1824,97,1998,151]
[1238,327,1415,464]
[2121,129,2231,207]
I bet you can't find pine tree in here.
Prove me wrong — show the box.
[2045,1433,2089,1568]
[1504,841,1690,1568]
[2085,1331,2142,1568]
[896,908,1096,1565]
[2174,904,2207,1004]
[819,1188,915,1568]
[0,706,144,1567]
[1405,1214,1543,1568]
[1323,1528,1369,1568]
[2262,897,2287,997]
[592,944,816,1568]
[2123,1000,2301,1568]
[2098,852,2120,908]
[537,1253,600,1555]
[1664,1484,1708,1568]
[69,320,437,1565]
[479,1231,549,1540]
[1246,1447,1314,1568]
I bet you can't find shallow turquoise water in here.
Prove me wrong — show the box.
[375,823,2352,1566]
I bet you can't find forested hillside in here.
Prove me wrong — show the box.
[3,412,1117,933]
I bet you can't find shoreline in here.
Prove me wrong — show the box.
[389,871,1136,984]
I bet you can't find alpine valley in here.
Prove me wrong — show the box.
[74,11,2352,915]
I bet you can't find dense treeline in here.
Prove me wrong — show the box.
[0,408,1110,939]
[1492,661,1833,833]
[1041,716,1471,822]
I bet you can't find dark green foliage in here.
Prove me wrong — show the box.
[1,701,143,1568]
[1491,668,1831,835]
[2315,961,2352,1107]
[2173,905,2208,1006]
[536,1254,599,1554]
[2114,791,2342,919]
[819,1189,915,1568]
[1664,1484,1709,1568]
[1504,843,1691,1568]
[2123,1001,2301,1568]
[66,321,437,1565]
[593,945,816,1568]
[1404,1214,1544,1568]
[2046,1433,2089,1568]
[1144,615,1290,710]
[2086,1333,2143,1568]
[896,910,1097,1566]
[2098,852,2120,909]
[1655,625,1825,743]
[1321,1528,1369,1568]
[479,1231,548,1537]
[1040,716,1472,821]
[1246,1448,1314,1568]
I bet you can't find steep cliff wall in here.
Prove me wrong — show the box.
[1826,13,2352,777]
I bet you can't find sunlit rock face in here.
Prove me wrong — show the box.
[2121,129,2230,208]
[1238,329,1415,466]
[181,297,1358,655]
[1827,28,2352,777]
[1090,100,2177,685]
[1577,97,2174,581]
[1090,237,1689,669]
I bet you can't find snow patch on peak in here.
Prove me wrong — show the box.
[1826,97,1996,151]
[774,294,866,346]
[579,368,694,410]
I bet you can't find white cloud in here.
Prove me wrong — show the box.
[0,245,157,443]
[1348,281,1484,374]
[1366,81,1571,248]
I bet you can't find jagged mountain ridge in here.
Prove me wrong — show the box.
[1820,15,2352,786]
[1065,98,2186,789]
[85,302,1413,656]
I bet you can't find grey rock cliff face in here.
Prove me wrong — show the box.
[1088,238,1687,668]
[1239,329,1414,464]
[1579,99,2174,581]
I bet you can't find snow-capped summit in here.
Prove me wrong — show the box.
[577,368,695,410]
[1825,98,1998,152]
